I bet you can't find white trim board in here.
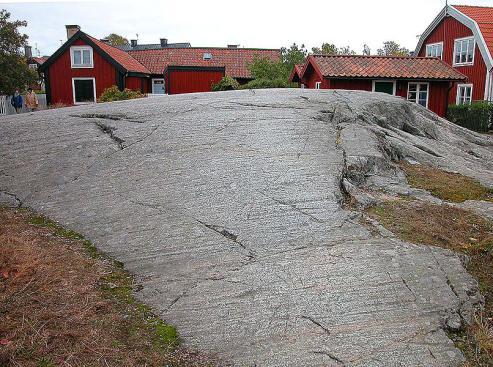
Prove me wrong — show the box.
[72,77,97,104]
[372,80,397,95]
[70,45,94,69]
[425,41,444,59]
[456,83,474,105]
[452,36,475,66]
[407,82,430,109]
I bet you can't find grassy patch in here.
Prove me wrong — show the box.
[0,208,214,366]
[367,200,493,365]
[400,162,493,203]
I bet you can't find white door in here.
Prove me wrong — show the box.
[152,79,165,94]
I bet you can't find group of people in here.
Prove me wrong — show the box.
[10,88,39,113]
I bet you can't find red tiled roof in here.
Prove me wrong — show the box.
[128,48,280,78]
[87,35,150,74]
[289,64,305,82]
[32,57,48,65]
[308,55,466,80]
[452,5,493,58]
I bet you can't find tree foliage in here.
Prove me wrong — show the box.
[280,43,307,75]
[104,33,129,46]
[0,9,37,95]
[376,41,410,56]
[98,85,143,103]
[212,76,240,91]
[311,43,355,55]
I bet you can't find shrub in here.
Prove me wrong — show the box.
[212,76,240,91]
[240,78,296,90]
[447,101,493,133]
[98,85,144,103]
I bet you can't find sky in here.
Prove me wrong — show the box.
[2,0,493,57]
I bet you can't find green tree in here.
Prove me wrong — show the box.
[312,43,356,55]
[312,43,338,55]
[376,41,410,56]
[104,33,129,46]
[337,46,356,55]
[0,9,37,95]
[280,43,308,75]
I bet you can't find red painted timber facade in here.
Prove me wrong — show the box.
[415,5,493,104]
[48,39,117,105]
[166,67,224,95]
[125,76,149,93]
[416,15,487,102]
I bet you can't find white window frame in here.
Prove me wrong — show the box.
[372,80,397,96]
[456,83,473,105]
[70,46,94,68]
[453,37,475,66]
[407,82,430,109]
[72,77,97,104]
[315,81,321,89]
[151,78,166,94]
[425,42,444,59]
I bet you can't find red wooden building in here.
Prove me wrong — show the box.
[40,26,280,105]
[292,54,466,117]
[415,5,493,105]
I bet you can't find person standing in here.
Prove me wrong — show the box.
[10,89,23,114]
[25,88,39,112]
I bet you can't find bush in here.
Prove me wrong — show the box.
[98,85,144,103]
[447,101,493,133]
[212,76,240,91]
[239,78,296,90]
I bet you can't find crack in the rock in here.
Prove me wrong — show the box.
[0,190,22,207]
[301,315,331,335]
[311,351,345,366]
[72,113,144,124]
[165,283,199,312]
[94,121,124,150]
[196,219,255,260]
[401,276,418,302]
[413,144,442,158]
[257,190,325,223]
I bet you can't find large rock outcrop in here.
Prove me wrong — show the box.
[1,89,492,366]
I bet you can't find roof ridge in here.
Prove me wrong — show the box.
[127,46,280,52]
[452,4,493,9]
[312,54,435,60]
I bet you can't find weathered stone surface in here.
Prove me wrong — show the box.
[1,89,492,366]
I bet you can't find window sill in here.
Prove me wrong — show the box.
[71,65,94,69]
[453,62,474,67]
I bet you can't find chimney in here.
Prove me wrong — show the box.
[160,38,168,47]
[131,39,138,47]
[227,44,239,49]
[24,45,32,59]
[65,25,80,40]
[100,38,110,44]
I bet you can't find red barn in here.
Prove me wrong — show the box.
[40,26,280,105]
[415,5,493,104]
[293,54,466,117]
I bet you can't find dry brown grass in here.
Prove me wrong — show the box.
[0,207,217,367]
[367,199,493,365]
[400,162,493,203]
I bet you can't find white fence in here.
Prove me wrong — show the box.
[0,94,47,116]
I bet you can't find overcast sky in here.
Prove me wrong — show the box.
[2,0,493,57]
